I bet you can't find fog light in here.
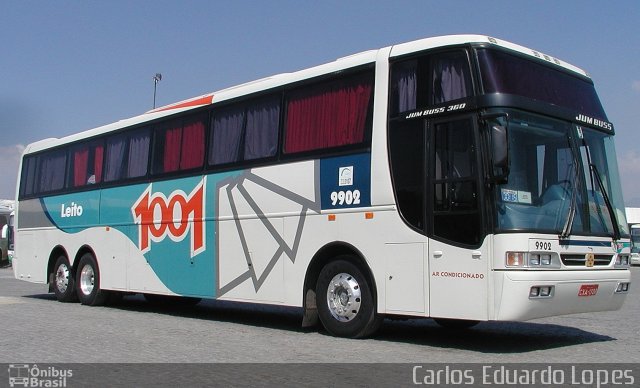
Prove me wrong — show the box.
[529,287,540,297]
[507,252,526,267]
[541,254,552,265]
[540,286,552,297]
[615,282,630,293]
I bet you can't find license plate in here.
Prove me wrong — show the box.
[578,284,599,297]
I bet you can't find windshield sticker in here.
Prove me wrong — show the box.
[501,189,532,204]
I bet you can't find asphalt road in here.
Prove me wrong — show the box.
[1,266,639,364]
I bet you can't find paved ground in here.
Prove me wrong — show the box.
[1,265,639,365]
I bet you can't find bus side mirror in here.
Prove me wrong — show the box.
[1,225,7,239]
[491,125,509,182]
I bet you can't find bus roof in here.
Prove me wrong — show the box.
[23,34,589,155]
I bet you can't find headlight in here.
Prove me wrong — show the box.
[507,252,556,268]
[529,254,540,266]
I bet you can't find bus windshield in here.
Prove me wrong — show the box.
[492,109,628,238]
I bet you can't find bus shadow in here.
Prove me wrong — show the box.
[24,292,615,353]
[375,318,615,353]
[116,295,305,333]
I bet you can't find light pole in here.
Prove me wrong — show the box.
[153,73,162,109]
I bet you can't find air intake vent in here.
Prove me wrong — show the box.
[561,254,612,266]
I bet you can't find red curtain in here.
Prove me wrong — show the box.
[94,145,103,183]
[163,127,182,172]
[73,148,89,186]
[284,78,372,153]
[180,121,205,169]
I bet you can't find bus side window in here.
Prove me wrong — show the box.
[69,140,104,187]
[152,114,206,175]
[104,128,150,182]
[208,95,280,166]
[431,51,472,105]
[389,119,425,230]
[283,73,373,154]
[389,50,472,117]
[36,149,67,194]
[19,156,37,197]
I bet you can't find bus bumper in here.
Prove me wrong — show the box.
[495,269,630,321]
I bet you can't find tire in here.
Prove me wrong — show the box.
[76,253,109,306]
[434,318,479,329]
[52,255,78,302]
[315,258,382,338]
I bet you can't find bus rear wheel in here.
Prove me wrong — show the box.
[52,255,77,302]
[315,258,382,338]
[76,253,109,306]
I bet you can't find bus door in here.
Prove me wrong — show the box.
[427,116,488,320]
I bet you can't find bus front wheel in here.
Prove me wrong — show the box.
[52,255,77,302]
[76,253,109,306]
[315,258,381,338]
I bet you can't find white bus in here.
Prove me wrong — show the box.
[13,35,631,338]
[1,202,13,266]
[630,225,640,265]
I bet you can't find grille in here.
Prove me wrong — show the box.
[561,254,612,266]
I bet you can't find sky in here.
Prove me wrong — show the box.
[1,1,639,204]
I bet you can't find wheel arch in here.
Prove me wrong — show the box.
[72,245,97,269]
[301,241,377,328]
[47,245,70,283]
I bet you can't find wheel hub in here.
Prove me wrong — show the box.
[79,264,95,295]
[326,273,362,321]
[55,264,69,293]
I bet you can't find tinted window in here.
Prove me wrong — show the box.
[389,120,425,230]
[208,95,280,166]
[390,50,472,116]
[477,49,607,120]
[19,156,37,197]
[284,72,373,153]
[104,127,151,182]
[152,113,206,175]
[69,140,104,187]
[37,149,67,193]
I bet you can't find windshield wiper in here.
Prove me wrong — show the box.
[589,163,621,240]
[559,164,578,239]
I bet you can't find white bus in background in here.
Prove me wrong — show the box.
[7,211,14,264]
[625,208,640,265]
[13,35,631,338]
[0,201,14,267]
[630,225,640,265]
